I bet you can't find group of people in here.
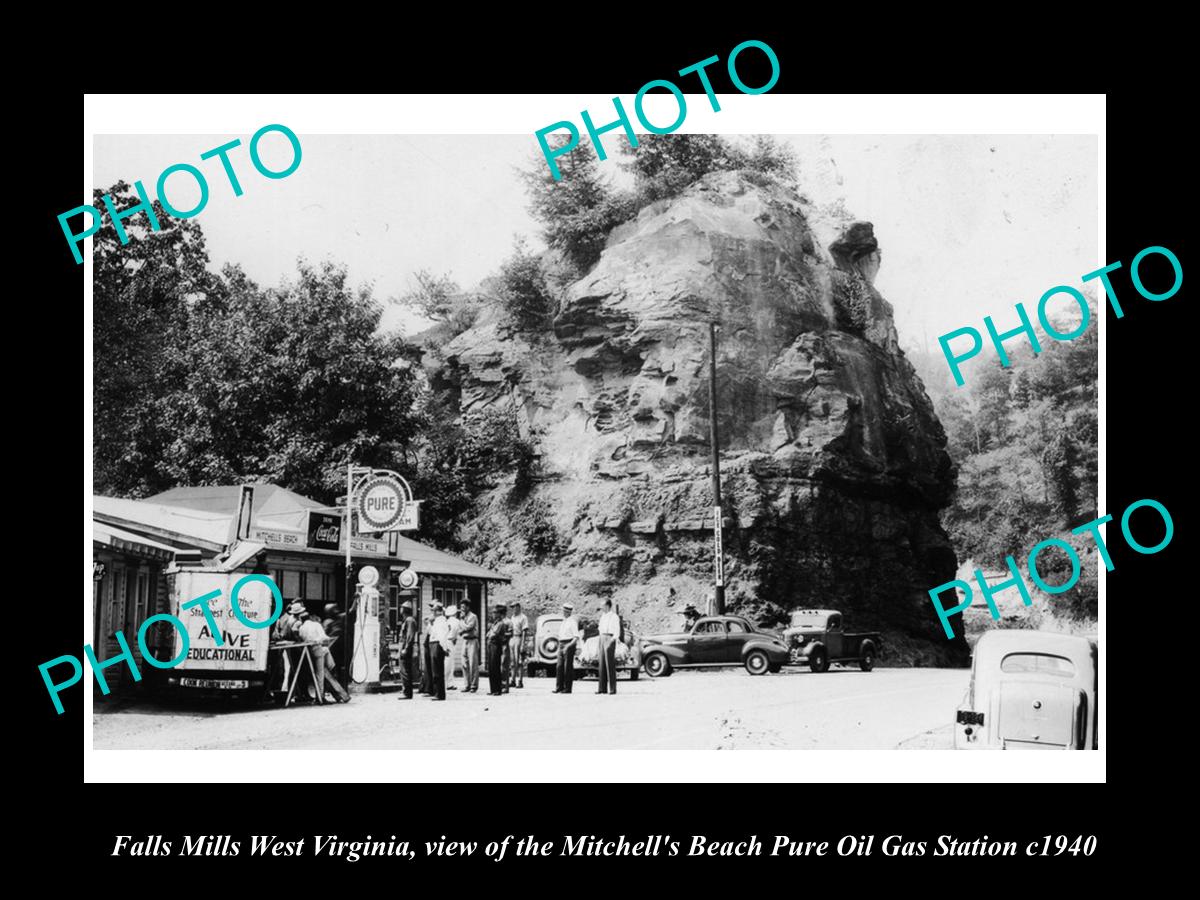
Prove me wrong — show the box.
[551,599,623,695]
[396,600,532,700]
[393,598,626,700]
[271,600,351,704]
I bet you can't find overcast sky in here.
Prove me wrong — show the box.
[94,134,1097,349]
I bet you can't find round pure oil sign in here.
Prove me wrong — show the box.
[357,475,407,531]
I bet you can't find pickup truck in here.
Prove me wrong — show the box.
[784,609,881,672]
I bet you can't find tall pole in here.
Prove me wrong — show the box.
[708,322,725,615]
[344,462,354,691]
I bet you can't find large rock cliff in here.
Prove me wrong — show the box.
[435,171,967,665]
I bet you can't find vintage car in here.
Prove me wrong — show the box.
[955,630,1098,750]
[784,609,881,672]
[528,613,641,680]
[639,615,791,677]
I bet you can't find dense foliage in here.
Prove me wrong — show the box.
[909,309,1099,620]
[521,134,799,278]
[94,183,424,502]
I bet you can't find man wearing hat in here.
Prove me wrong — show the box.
[397,601,418,700]
[553,601,581,694]
[443,606,461,691]
[269,600,306,692]
[485,604,511,696]
[297,606,350,703]
[459,603,481,692]
[428,602,450,700]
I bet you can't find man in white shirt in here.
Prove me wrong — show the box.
[297,609,349,703]
[428,603,450,701]
[553,601,580,694]
[444,605,461,691]
[597,599,622,695]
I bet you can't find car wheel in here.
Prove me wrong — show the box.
[629,668,640,681]
[810,649,829,673]
[643,653,671,678]
[744,650,770,676]
[859,649,875,672]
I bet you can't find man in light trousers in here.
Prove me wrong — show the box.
[459,604,481,692]
[597,599,621,695]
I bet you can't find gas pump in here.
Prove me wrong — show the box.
[352,565,382,687]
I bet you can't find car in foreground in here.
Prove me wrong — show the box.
[784,609,881,672]
[955,630,1098,750]
[528,613,640,680]
[639,615,790,677]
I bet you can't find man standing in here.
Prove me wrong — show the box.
[429,603,450,701]
[553,601,580,694]
[444,605,461,691]
[486,604,510,696]
[508,601,530,689]
[419,608,433,695]
[597,599,621,695]
[397,601,417,700]
[298,609,350,703]
[459,603,480,692]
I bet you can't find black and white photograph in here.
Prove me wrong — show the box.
[86,128,1100,756]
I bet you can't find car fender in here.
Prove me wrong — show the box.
[742,639,790,662]
[642,643,688,666]
[807,640,827,658]
[859,639,877,657]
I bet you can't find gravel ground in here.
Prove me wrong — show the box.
[93,666,969,751]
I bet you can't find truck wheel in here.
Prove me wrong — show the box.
[744,650,770,676]
[859,649,875,672]
[643,653,671,678]
[809,649,829,673]
[629,668,640,681]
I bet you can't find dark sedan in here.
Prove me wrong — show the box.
[639,615,791,677]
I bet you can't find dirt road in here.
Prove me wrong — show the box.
[92,667,967,751]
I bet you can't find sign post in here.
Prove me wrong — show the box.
[343,465,422,691]
[713,505,724,589]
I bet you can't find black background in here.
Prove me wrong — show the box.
[37,20,1181,884]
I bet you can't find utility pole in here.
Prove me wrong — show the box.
[708,322,725,615]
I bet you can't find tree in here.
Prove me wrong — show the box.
[155,260,423,502]
[408,404,536,549]
[488,237,557,330]
[622,134,740,204]
[1042,428,1080,523]
[93,192,425,503]
[93,181,224,497]
[395,270,481,336]
[520,138,635,272]
[622,134,800,205]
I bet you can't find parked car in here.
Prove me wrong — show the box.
[784,609,881,672]
[955,630,1098,750]
[528,613,640,680]
[639,615,790,677]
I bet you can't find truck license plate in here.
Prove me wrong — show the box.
[180,678,248,689]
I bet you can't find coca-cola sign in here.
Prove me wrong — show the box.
[307,512,342,551]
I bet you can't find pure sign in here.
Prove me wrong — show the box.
[356,474,418,532]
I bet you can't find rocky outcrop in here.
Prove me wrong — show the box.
[437,171,965,665]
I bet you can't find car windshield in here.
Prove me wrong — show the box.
[1000,653,1076,677]
[790,613,825,629]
